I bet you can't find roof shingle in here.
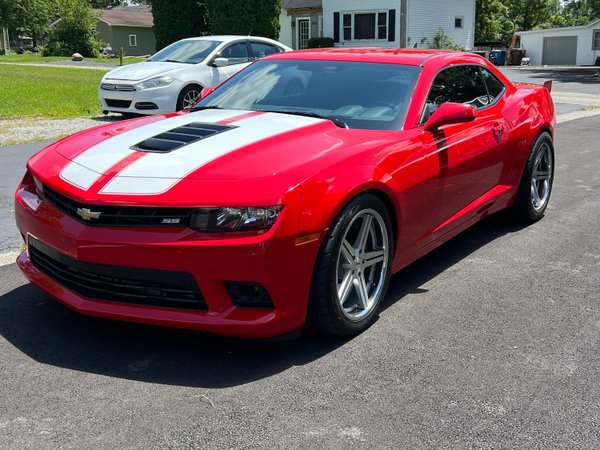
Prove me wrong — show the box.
[100,7,153,28]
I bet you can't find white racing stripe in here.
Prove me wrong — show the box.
[59,109,249,190]
[100,112,324,195]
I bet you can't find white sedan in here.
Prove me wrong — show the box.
[99,35,291,115]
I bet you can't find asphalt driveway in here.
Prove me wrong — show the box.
[0,114,599,448]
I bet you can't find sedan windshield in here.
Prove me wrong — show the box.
[194,59,421,130]
[148,39,221,64]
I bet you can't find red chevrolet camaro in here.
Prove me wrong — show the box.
[15,49,555,338]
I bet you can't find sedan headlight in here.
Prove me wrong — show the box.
[189,206,283,232]
[136,76,174,90]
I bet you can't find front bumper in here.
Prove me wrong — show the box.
[98,81,183,115]
[15,187,322,338]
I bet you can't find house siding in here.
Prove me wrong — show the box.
[323,0,474,49]
[96,21,113,48]
[109,26,156,56]
[518,25,600,65]
[408,0,474,49]
[279,12,294,48]
[323,0,400,48]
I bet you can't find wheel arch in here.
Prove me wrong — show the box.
[298,169,402,255]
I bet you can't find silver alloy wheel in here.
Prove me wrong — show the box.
[530,141,553,212]
[182,88,202,109]
[335,208,390,321]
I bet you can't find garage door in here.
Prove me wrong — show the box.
[542,36,577,65]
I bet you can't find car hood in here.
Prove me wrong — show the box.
[29,109,405,205]
[103,61,188,81]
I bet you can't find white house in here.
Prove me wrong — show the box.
[322,0,475,50]
[516,19,600,66]
[279,0,323,50]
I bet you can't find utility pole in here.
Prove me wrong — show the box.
[400,0,408,48]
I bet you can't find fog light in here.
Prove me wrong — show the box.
[224,282,274,309]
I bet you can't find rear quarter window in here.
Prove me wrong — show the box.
[480,68,506,102]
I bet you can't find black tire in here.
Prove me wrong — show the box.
[512,132,554,223]
[176,85,203,111]
[307,194,394,336]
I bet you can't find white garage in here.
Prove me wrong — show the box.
[516,18,600,66]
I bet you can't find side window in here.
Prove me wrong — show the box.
[220,42,250,66]
[480,67,506,103]
[422,65,489,123]
[250,42,281,60]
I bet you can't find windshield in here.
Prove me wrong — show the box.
[148,39,221,64]
[194,59,421,130]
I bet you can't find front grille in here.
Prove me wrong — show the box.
[132,123,235,153]
[101,83,136,92]
[44,186,192,227]
[29,237,206,310]
[105,99,132,108]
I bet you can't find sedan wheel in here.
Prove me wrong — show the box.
[309,194,393,336]
[177,85,203,111]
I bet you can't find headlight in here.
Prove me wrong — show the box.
[136,76,174,90]
[189,206,283,232]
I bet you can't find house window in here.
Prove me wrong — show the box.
[593,30,600,50]
[455,17,463,28]
[341,11,388,41]
[129,34,137,47]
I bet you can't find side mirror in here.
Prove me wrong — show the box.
[424,102,476,132]
[212,57,229,68]
[199,86,216,100]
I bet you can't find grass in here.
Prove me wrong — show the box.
[0,53,146,65]
[0,65,105,119]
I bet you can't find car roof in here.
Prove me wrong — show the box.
[268,48,486,67]
[180,35,279,43]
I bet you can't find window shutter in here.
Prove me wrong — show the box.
[333,12,340,43]
[388,9,396,42]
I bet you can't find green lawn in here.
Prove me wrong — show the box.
[0,65,105,119]
[0,53,145,65]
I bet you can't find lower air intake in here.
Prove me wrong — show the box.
[29,237,206,311]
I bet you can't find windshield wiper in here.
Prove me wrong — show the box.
[164,59,193,64]
[257,109,348,128]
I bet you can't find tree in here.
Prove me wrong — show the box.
[151,0,209,50]
[208,0,280,40]
[475,0,513,43]
[1,0,54,47]
[44,0,100,56]
[506,0,561,30]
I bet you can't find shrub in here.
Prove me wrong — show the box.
[431,27,464,51]
[307,37,334,48]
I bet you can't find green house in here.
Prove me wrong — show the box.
[96,6,156,57]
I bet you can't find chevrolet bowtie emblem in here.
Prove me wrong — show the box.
[76,207,101,221]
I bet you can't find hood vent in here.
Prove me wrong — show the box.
[132,123,235,153]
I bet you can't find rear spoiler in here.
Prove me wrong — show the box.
[543,80,553,92]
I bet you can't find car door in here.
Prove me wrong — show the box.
[248,41,284,60]
[422,65,509,239]
[214,41,253,83]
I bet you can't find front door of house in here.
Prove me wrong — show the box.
[297,19,310,49]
